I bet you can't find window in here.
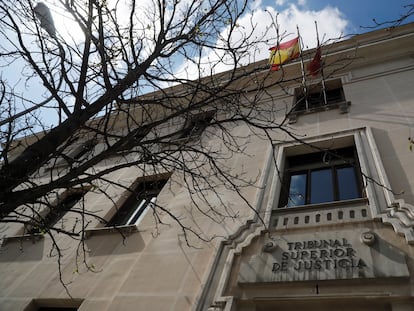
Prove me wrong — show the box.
[115,127,151,153]
[178,111,215,139]
[29,188,88,234]
[47,138,97,169]
[71,139,96,161]
[278,147,363,208]
[106,175,170,227]
[25,298,82,311]
[289,79,349,122]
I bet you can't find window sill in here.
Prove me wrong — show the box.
[288,100,351,124]
[84,224,139,239]
[276,197,368,212]
[1,224,141,244]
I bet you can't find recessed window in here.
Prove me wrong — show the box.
[29,188,89,234]
[48,138,97,169]
[71,139,96,161]
[289,79,349,122]
[278,146,363,208]
[106,175,170,227]
[178,111,214,139]
[115,127,151,153]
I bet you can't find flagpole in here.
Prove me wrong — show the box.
[296,25,308,110]
[268,21,281,71]
[315,21,328,106]
[276,25,281,68]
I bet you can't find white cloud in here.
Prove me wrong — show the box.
[42,1,349,86]
[173,3,349,81]
[271,4,348,48]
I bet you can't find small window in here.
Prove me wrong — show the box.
[48,138,97,168]
[25,298,82,311]
[178,111,214,139]
[106,175,170,227]
[29,188,88,234]
[71,139,96,161]
[278,147,363,208]
[115,127,151,153]
[290,79,349,119]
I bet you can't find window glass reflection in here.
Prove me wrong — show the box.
[337,166,359,200]
[287,173,306,207]
[310,169,334,204]
[279,147,363,208]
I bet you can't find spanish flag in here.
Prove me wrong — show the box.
[269,37,300,71]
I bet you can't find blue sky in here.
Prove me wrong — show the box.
[221,0,414,64]
[308,0,414,31]
[262,0,414,35]
[1,0,413,129]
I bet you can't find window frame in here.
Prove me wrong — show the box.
[105,175,170,227]
[278,146,364,208]
[28,187,89,234]
[288,79,350,123]
[177,110,215,140]
[114,127,152,154]
[70,139,97,162]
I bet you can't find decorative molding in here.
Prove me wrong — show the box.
[194,144,274,311]
[363,127,414,244]
[360,231,377,246]
[378,200,414,244]
[196,127,414,311]
[193,218,264,311]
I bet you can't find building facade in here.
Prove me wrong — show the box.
[1,23,414,311]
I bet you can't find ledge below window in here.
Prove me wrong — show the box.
[288,101,351,124]
[277,197,368,212]
[84,224,139,239]
[271,198,369,230]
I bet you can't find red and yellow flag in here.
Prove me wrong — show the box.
[269,37,300,71]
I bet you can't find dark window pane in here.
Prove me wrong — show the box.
[326,88,344,103]
[179,112,214,139]
[337,166,360,200]
[287,173,306,207]
[46,192,84,226]
[30,191,86,234]
[73,139,96,160]
[280,146,362,208]
[106,178,168,226]
[108,197,149,226]
[310,169,334,204]
[292,80,345,113]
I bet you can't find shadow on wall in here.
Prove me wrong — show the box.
[85,230,146,256]
[371,127,412,203]
[0,236,45,262]
[0,229,146,262]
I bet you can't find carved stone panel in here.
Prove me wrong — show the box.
[238,229,409,283]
